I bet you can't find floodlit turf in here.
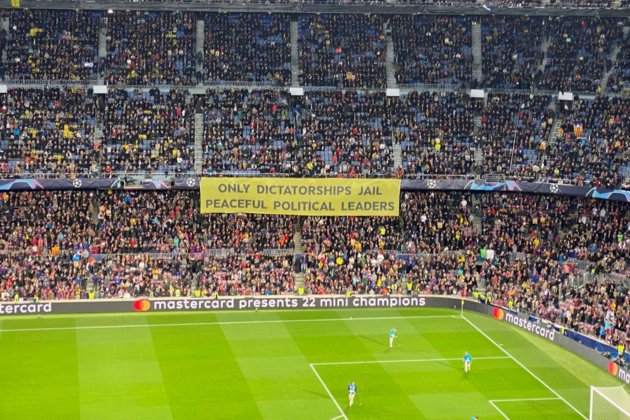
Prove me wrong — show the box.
[0,308,623,419]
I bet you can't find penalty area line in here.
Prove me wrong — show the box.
[489,400,510,420]
[491,397,561,403]
[309,363,348,420]
[461,315,588,420]
[0,314,455,333]
[489,397,561,420]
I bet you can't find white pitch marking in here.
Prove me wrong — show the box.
[310,364,348,420]
[461,315,588,420]
[489,400,511,419]
[489,397,561,420]
[491,397,561,403]
[312,355,509,366]
[0,314,455,333]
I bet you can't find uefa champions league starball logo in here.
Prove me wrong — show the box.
[550,184,559,194]
[186,178,196,188]
[427,180,437,189]
[72,179,82,188]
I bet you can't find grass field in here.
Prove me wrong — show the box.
[0,307,623,419]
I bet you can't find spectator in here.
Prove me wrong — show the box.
[299,14,386,88]
[105,11,196,85]
[204,13,291,85]
[4,9,100,81]
[394,16,473,86]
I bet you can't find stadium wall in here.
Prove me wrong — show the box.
[0,295,627,385]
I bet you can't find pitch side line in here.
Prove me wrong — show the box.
[312,356,509,366]
[461,315,588,420]
[309,364,348,420]
[0,314,456,333]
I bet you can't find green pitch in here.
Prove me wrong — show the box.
[0,308,621,419]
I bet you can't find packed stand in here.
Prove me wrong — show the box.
[393,16,473,86]
[199,89,299,175]
[479,93,555,178]
[0,88,98,177]
[0,191,294,256]
[481,16,547,89]
[478,193,629,274]
[298,14,386,88]
[105,11,196,85]
[301,192,629,294]
[487,262,629,349]
[204,13,291,86]
[297,91,394,176]
[392,91,481,176]
[546,96,630,187]
[99,89,193,175]
[540,17,623,92]
[3,9,100,81]
[0,253,295,300]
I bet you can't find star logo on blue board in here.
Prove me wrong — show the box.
[186,178,197,187]
[549,184,559,194]
[72,179,83,188]
[427,180,437,189]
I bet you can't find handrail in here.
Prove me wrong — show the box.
[3,79,629,98]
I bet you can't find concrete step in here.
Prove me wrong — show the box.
[472,213,483,234]
[547,116,562,146]
[0,16,9,32]
[539,37,551,74]
[293,231,303,254]
[473,115,482,134]
[601,45,621,92]
[98,23,107,59]
[601,27,628,91]
[474,147,484,167]
[472,22,483,82]
[194,113,204,174]
[196,20,205,55]
[384,22,397,89]
[196,19,205,76]
[1,15,9,64]
[290,17,299,87]
[294,272,305,294]
[393,142,402,171]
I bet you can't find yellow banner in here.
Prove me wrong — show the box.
[11,0,20,7]
[200,178,400,216]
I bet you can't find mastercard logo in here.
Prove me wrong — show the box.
[133,299,150,312]
[492,307,505,320]
[608,361,619,376]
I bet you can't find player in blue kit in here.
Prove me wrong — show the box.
[464,352,472,373]
[348,381,357,407]
[389,327,397,348]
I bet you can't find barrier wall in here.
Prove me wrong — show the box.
[0,295,627,384]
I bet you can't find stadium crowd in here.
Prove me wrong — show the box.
[3,9,100,81]
[298,14,387,88]
[0,7,628,353]
[1,87,628,185]
[105,11,197,85]
[393,16,473,86]
[204,13,291,85]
